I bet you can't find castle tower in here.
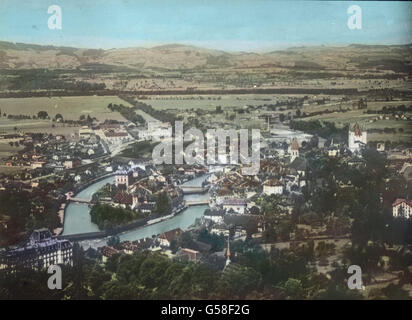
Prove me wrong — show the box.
[348,122,367,153]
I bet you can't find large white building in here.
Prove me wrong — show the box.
[0,229,73,271]
[348,123,367,153]
[392,198,412,219]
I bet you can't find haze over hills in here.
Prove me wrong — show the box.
[0,40,411,74]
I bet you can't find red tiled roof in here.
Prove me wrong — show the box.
[160,228,183,242]
[102,246,120,257]
[113,192,133,205]
[351,122,363,136]
[264,179,283,186]
[290,138,299,150]
[392,198,412,207]
[223,199,247,206]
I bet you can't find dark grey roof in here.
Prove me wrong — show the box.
[289,156,307,171]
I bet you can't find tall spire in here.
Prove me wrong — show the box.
[352,122,362,136]
[225,235,231,267]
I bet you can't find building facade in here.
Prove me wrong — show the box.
[392,198,412,219]
[222,199,248,214]
[115,170,133,188]
[263,179,284,195]
[0,229,73,272]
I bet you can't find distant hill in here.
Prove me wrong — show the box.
[0,40,411,74]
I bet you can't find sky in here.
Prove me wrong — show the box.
[0,0,411,51]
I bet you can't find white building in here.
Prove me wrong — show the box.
[348,123,367,153]
[263,179,284,195]
[377,142,385,152]
[392,198,412,219]
[79,126,93,139]
[145,121,172,141]
[203,211,224,224]
[328,146,339,157]
[31,161,46,169]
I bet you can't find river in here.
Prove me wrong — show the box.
[62,173,209,248]
[62,176,116,235]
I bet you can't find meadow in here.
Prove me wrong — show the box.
[0,96,131,122]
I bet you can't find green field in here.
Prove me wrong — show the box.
[301,107,412,143]
[0,96,131,122]
[143,94,281,111]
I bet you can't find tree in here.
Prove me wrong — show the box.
[249,206,260,215]
[169,239,178,253]
[155,191,171,215]
[218,265,262,299]
[37,111,49,119]
[279,278,304,299]
[107,235,120,246]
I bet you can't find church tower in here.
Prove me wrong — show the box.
[225,236,231,267]
[348,122,367,153]
[288,138,300,162]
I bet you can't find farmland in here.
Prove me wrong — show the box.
[300,101,412,143]
[142,94,283,111]
[0,96,131,123]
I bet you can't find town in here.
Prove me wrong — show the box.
[0,0,412,300]
[0,85,411,299]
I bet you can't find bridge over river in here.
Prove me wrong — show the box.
[179,185,210,195]
[185,199,209,206]
[68,197,95,204]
